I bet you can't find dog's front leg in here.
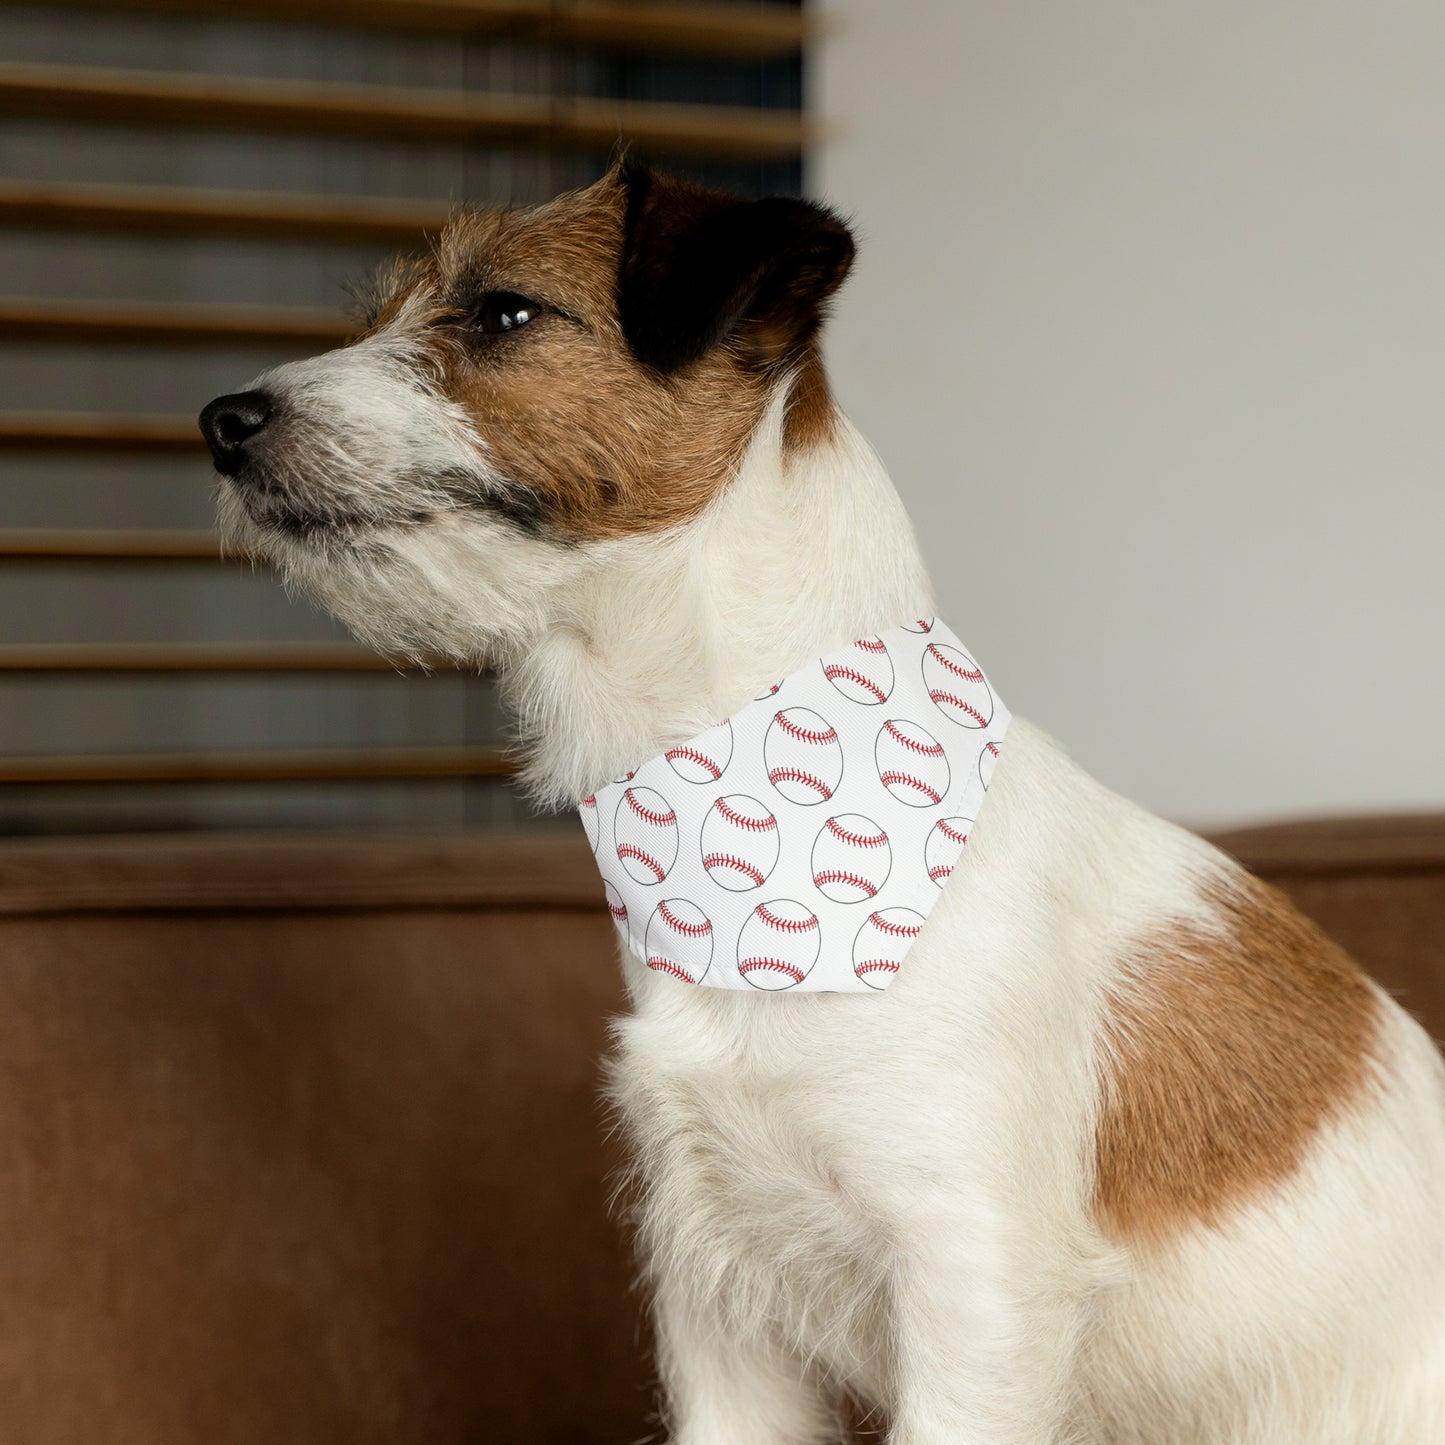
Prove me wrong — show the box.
[653,1273,843,1445]
[882,1204,1092,1445]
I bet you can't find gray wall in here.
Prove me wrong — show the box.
[814,0,1445,826]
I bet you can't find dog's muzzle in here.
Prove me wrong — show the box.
[199,390,273,476]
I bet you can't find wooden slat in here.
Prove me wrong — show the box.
[0,62,810,161]
[0,0,810,58]
[0,643,421,672]
[0,296,353,348]
[0,529,228,561]
[0,179,448,245]
[0,744,511,783]
[0,412,202,452]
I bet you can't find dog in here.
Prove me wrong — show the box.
[200,161,1445,1444]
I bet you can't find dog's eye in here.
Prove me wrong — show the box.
[472,291,543,334]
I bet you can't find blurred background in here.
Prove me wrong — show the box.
[820,1,1445,827]
[0,6,1442,1443]
[0,0,802,836]
[5,0,1439,840]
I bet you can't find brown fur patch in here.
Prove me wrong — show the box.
[1093,872,1382,1247]
[363,171,843,542]
[782,343,840,455]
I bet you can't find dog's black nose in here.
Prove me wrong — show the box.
[199,390,273,475]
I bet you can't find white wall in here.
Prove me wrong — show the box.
[813,1,1445,826]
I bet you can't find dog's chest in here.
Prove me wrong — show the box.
[612,986,895,1386]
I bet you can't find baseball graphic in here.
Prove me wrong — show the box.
[980,739,1001,790]
[853,907,925,989]
[901,618,935,634]
[875,719,951,807]
[665,719,733,783]
[644,899,713,984]
[922,642,993,729]
[700,794,780,891]
[603,879,628,927]
[765,707,844,805]
[822,637,894,706]
[614,785,679,884]
[737,899,822,990]
[753,681,783,701]
[924,816,972,887]
[811,814,892,903]
[580,793,600,853]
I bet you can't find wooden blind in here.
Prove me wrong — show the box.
[0,0,808,833]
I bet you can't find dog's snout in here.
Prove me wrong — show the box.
[199,390,273,475]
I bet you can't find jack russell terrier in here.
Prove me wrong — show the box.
[200,162,1445,1444]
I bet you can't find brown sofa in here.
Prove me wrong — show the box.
[0,818,1440,1443]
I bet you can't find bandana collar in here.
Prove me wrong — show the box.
[579,619,1009,993]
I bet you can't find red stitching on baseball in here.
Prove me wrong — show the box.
[929,691,988,726]
[825,817,887,848]
[624,790,676,827]
[883,720,944,756]
[607,901,628,920]
[769,767,832,799]
[703,852,766,886]
[664,745,722,778]
[935,820,968,845]
[985,741,1001,757]
[647,956,696,983]
[582,794,596,808]
[868,912,922,938]
[756,903,818,933]
[928,865,953,883]
[880,770,942,803]
[855,959,901,978]
[658,901,711,938]
[616,843,665,880]
[774,712,837,745]
[854,638,888,653]
[926,643,984,683]
[823,664,887,702]
[715,797,776,831]
[814,869,878,896]
[738,957,805,983]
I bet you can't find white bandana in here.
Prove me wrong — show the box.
[579,620,1009,993]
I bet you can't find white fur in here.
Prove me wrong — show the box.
[220,347,1445,1443]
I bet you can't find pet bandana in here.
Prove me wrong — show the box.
[579,619,1010,993]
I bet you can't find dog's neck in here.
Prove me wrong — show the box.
[503,392,936,808]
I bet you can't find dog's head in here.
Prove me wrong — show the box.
[200,163,854,663]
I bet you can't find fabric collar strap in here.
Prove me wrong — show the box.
[579,619,1009,993]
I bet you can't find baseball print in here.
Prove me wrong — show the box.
[922,642,993,729]
[700,793,780,891]
[765,707,844,804]
[980,739,1001,791]
[604,880,628,926]
[614,785,679,884]
[852,907,926,989]
[737,900,822,990]
[666,719,733,783]
[924,817,971,887]
[583,619,1008,992]
[823,637,894,705]
[811,814,892,902]
[645,899,714,984]
[875,719,950,807]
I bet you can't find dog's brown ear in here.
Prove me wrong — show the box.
[617,162,855,374]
